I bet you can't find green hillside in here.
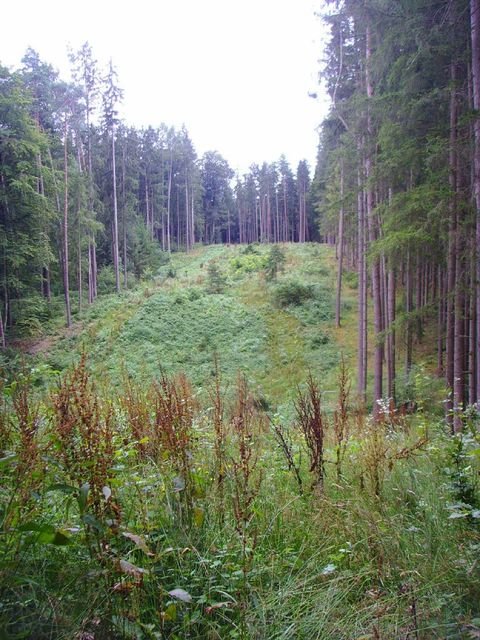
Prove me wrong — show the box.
[36,243,354,412]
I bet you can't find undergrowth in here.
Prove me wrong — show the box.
[0,358,478,639]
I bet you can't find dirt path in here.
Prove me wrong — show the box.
[13,322,83,356]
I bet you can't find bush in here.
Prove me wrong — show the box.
[241,243,260,255]
[310,332,330,347]
[230,254,267,274]
[131,222,170,279]
[343,270,358,289]
[10,294,57,337]
[206,262,227,294]
[272,280,315,307]
[264,245,286,281]
[97,265,117,294]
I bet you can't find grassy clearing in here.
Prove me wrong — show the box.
[23,244,349,413]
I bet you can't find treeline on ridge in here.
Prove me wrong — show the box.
[0,45,315,341]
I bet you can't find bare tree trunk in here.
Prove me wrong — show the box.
[92,239,97,299]
[437,266,445,375]
[111,124,120,293]
[453,222,465,432]
[122,145,128,288]
[185,175,190,251]
[78,231,82,312]
[386,267,396,401]
[41,267,51,302]
[357,160,367,403]
[62,118,72,328]
[446,61,458,429]
[405,251,413,378]
[0,309,5,348]
[167,157,172,253]
[190,189,195,249]
[471,0,480,401]
[469,243,477,402]
[336,160,345,328]
[365,24,383,415]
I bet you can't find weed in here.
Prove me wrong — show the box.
[295,373,326,492]
[333,355,351,481]
[50,354,118,521]
[230,375,263,637]
[209,355,227,521]
[270,415,303,494]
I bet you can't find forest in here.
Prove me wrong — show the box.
[0,0,480,638]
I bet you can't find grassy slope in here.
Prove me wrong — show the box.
[41,243,356,412]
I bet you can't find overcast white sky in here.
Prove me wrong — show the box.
[2,0,329,175]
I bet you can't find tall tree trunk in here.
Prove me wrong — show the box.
[405,252,413,378]
[469,243,477,402]
[185,175,190,251]
[437,266,445,375]
[446,61,458,429]
[190,190,195,248]
[0,309,5,349]
[357,160,367,402]
[111,125,120,293]
[62,118,72,328]
[122,146,128,288]
[471,0,480,401]
[78,230,82,312]
[37,151,51,302]
[336,159,345,328]
[365,24,383,414]
[453,219,465,432]
[167,158,172,253]
[86,90,97,304]
[386,267,396,401]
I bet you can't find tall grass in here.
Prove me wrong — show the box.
[0,357,478,639]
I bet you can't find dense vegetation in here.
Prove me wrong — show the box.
[313,0,480,427]
[2,0,480,638]
[1,245,479,639]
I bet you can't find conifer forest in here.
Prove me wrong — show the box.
[1,1,480,639]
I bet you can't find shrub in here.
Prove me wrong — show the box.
[264,245,286,281]
[273,280,315,307]
[230,254,266,274]
[206,262,227,294]
[97,265,117,294]
[343,270,359,289]
[10,294,52,337]
[241,243,260,255]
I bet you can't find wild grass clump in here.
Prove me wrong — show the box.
[1,360,479,637]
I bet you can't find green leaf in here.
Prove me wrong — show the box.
[0,453,17,468]
[82,513,104,533]
[17,522,71,545]
[78,482,90,515]
[163,603,177,621]
[45,483,77,495]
